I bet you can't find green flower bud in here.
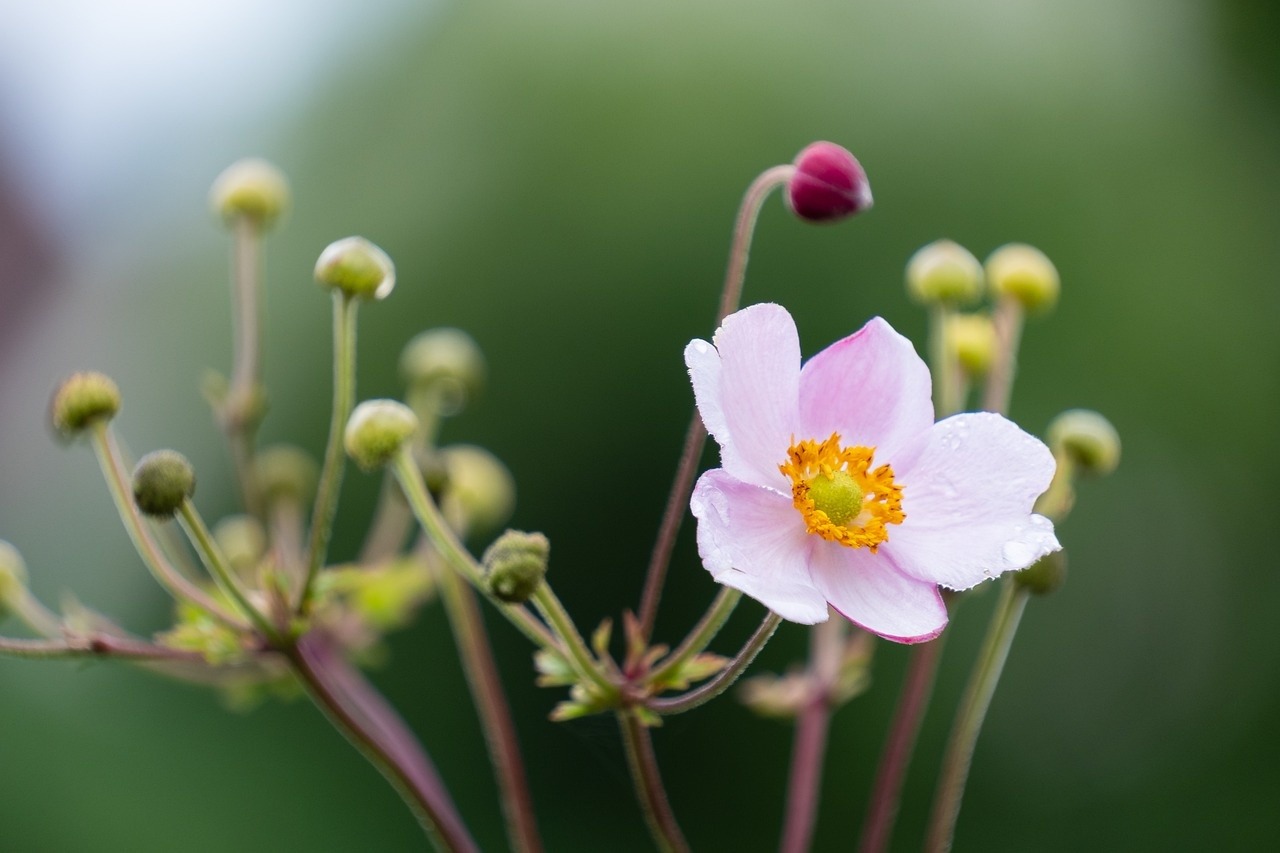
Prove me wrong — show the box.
[0,539,29,611]
[482,530,549,603]
[213,515,267,576]
[906,240,983,305]
[209,158,290,229]
[50,372,121,437]
[314,236,396,301]
[1047,409,1120,476]
[1014,549,1067,596]
[132,450,196,518]
[985,243,1059,314]
[948,313,997,376]
[345,400,419,471]
[255,444,319,506]
[439,445,516,534]
[400,328,486,416]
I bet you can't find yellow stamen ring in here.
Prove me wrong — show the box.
[779,433,905,552]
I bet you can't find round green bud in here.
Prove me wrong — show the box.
[439,445,516,534]
[209,158,290,229]
[985,243,1059,314]
[255,444,319,506]
[1047,409,1120,476]
[213,515,267,576]
[314,236,396,301]
[0,539,29,608]
[50,371,121,437]
[345,399,419,471]
[400,328,486,416]
[132,450,196,518]
[1014,549,1067,596]
[906,240,983,305]
[949,313,998,376]
[482,530,549,603]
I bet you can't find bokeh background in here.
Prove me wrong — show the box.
[1,0,1276,850]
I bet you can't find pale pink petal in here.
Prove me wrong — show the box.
[798,316,934,466]
[684,337,756,488]
[690,469,829,624]
[884,412,1059,591]
[696,303,801,490]
[807,541,947,643]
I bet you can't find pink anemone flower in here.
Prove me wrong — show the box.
[686,303,1059,643]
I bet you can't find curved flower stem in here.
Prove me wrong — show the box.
[649,610,781,715]
[981,296,1025,415]
[648,586,741,686]
[856,636,945,853]
[300,291,358,612]
[635,164,796,641]
[780,617,845,853]
[177,500,279,641]
[89,423,247,630]
[618,708,690,853]
[923,580,1028,853]
[0,634,208,661]
[436,555,543,853]
[285,637,478,852]
[530,584,615,697]
[391,449,556,650]
[9,587,64,639]
[224,216,266,518]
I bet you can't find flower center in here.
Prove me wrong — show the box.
[779,433,905,552]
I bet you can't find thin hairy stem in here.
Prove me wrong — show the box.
[924,580,1028,853]
[780,617,845,853]
[857,637,945,853]
[286,637,478,852]
[0,634,207,662]
[635,164,796,640]
[301,292,358,610]
[648,586,741,686]
[225,216,266,517]
[90,423,246,629]
[929,304,962,417]
[177,501,279,641]
[436,556,542,853]
[650,610,781,715]
[392,449,557,650]
[530,584,615,697]
[619,708,690,853]
[981,296,1024,414]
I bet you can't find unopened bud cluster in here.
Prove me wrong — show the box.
[51,372,120,437]
[483,530,549,603]
[345,400,419,471]
[315,236,396,301]
[132,450,197,518]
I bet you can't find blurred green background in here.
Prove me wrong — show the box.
[1,0,1277,850]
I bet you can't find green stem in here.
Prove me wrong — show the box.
[391,449,556,650]
[177,501,279,641]
[929,304,961,417]
[635,163,796,641]
[436,557,543,853]
[0,634,208,661]
[648,586,741,687]
[981,296,1025,415]
[923,580,1029,853]
[89,423,246,629]
[301,292,358,611]
[649,610,781,715]
[530,584,615,697]
[618,708,690,853]
[225,216,266,518]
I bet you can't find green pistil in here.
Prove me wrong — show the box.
[808,471,863,526]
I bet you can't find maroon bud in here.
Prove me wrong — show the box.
[786,142,872,223]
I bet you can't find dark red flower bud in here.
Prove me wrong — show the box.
[786,142,872,223]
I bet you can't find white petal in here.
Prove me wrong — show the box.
[690,303,801,490]
[807,541,947,643]
[798,316,935,466]
[690,469,828,624]
[885,412,1060,590]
